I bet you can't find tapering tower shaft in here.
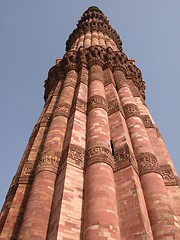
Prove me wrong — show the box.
[1,6,180,240]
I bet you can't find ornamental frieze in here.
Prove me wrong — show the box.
[123,103,140,119]
[141,115,154,128]
[107,99,124,116]
[155,125,162,139]
[19,161,35,184]
[160,164,177,186]
[67,144,85,169]
[112,52,127,73]
[36,153,60,175]
[114,144,138,172]
[86,46,105,67]
[44,46,146,103]
[85,145,113,169]
[137,152,161,176]
[88,95,107,112]
[63,51,78,73]
[53,103,71,119]
[76,98,87,114]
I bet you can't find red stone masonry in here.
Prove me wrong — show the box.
[1,6,180,240]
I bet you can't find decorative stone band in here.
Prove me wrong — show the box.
[36,153,60,175]
[45,46,145,102]
[160,164,178,186]
[85,145,114,169]
[76,98,87,114]
[67,144,85,169]
[107,99,124,117]
[19,160,35,184]
[58,144,85,172]
[52,103,71,119]
[141,115,154,128]
[137,152,162,176]
[154,125,163,139]
[40,113,52,127]
[114,143,138,173]
[87,46,105,68]
[88,95,108,112]
[123,103,140,119]
[63,51,78,73]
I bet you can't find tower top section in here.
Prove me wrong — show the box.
[66,6,122,51]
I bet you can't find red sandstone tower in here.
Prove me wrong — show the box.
[1,6,180,240]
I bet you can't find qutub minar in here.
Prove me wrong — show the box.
[0,6,180,240]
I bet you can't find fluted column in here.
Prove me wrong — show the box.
[91,31,98,46]
[77,33,85,49]
[17,65,78,239]
[0,78,61,240]
[98,32,106,48]
[113,69,180,239]
[83,59,120,239]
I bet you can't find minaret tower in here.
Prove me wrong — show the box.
[1,6,180,240]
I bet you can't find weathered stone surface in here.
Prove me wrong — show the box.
[1,6,180,240]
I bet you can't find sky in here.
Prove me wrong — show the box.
[0,1,180,210]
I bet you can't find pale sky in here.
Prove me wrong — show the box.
[0,0,180,210]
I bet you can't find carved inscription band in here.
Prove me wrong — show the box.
[53,103,71,119]
[19,161,35,184]
[59,144,85,172]
[141,115,154,128]
[114,144,138,172]
[76,98,87,114]
[88,95,107,112]
[160,164,177,186]
[107,99,124,116]
[67,144,85,169]
[123,103,140,119]
[36,153,60,175]
[85,145,113,169]
[137,152,161,176]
